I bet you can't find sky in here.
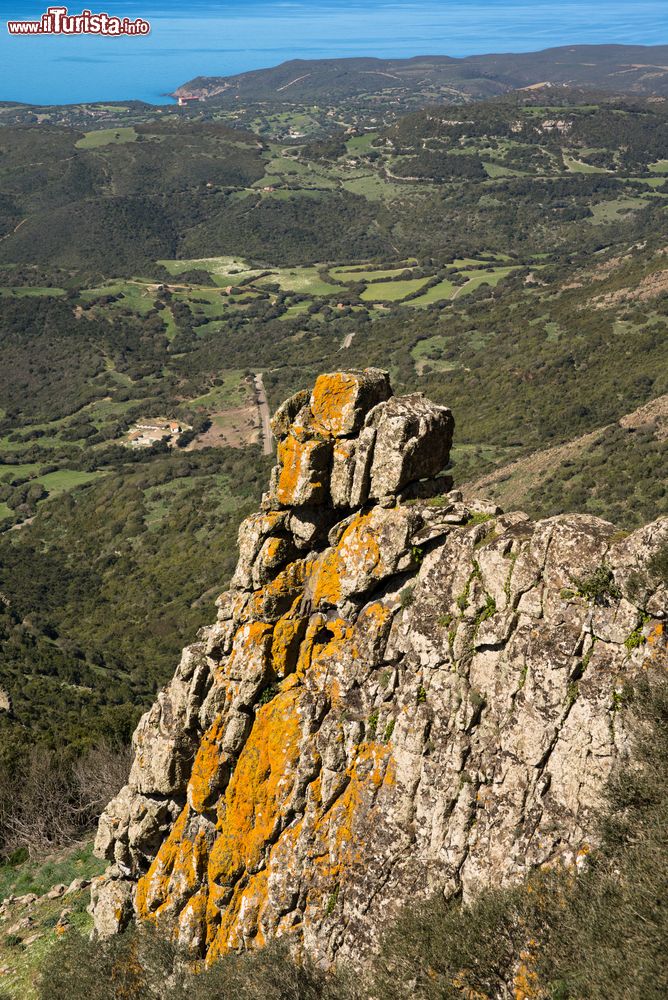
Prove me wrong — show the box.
[1,0,667,105]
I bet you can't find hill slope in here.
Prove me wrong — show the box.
[175,45,668,108]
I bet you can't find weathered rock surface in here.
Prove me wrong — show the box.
[92,370,667,967]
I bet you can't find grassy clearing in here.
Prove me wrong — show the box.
[256,267,340,296]
[80,281,156,314]
[483,161,527,178]
[0,463,42,480]
[187,371,250,410]
[563,153,609,174]
[35,470,103,497]
[340,174,407,201]
[360,277,430,302]
[622,176,667,189]
[346,132,379,153]
[457,266,519,295]
[649,159,668,174]
[0,287,66,298]
[332,265,412,282]
[0,842,102,899]
[408,279,457,307]
[175,288,231,319]
[280,301,311,319]
[411,334,459,374]
[158,256,266,282]
[589,197,648,224]
[75,127,137,149]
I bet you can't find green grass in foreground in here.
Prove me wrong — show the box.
[0,842,104,1000]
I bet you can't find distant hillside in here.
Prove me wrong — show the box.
[465,395,668,526]
[175,45,668,108]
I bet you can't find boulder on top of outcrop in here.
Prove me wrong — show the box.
[267,369,452,509]
[367,392,454,500]
[308,369,392,438]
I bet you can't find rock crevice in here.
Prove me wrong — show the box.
[91,369,667,966]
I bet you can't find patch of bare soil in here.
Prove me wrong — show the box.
[592,266,668,307]
[187,405,260,451]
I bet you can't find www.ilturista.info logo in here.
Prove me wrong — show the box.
[7,6,150,34]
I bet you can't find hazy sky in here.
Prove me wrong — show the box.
[1,0,667,104]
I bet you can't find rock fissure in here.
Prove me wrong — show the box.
[91,369,667,967]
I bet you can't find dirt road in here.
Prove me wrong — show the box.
[254,372,273,456]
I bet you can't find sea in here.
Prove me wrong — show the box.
[0,0,667,106]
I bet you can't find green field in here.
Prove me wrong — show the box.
[563,153,609,174]
[0,287,66,298]
[158,256,267,282]
[589,197,648,224]
[483,161,527,178]
[36,470,103,497]
[340,174,408,201]
[360,277,430,302]
[188,370,250,410]
[332,265,413,282]
[75,127,137,149]
[346,132,379,153]
[0,463,41,480]
[411,334,459,374]
[80,280,156,314]
[456,266,519,296]
[408,279,457,307]
[257,267,340,296]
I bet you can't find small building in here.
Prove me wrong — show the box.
[177,95,201,107]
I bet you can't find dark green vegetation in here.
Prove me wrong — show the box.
[31,670,668,1000]
[0,449,270,755]
[0,84,666,870]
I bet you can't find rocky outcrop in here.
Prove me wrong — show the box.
[91,369,667,968]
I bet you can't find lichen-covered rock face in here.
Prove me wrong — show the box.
[91,370,667,969]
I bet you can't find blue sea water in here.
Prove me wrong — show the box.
[1,0,667,106]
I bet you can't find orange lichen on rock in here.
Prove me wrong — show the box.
[136,806,209,923]
[310,372,364,438]
[188,715,229,813]
[207,869,269,961]
[310,512,381,607]
[271,598,308,678]
[315,742,392,860]
[247,559,307,621]
[274,434,331,506]
[208,687,303,888]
